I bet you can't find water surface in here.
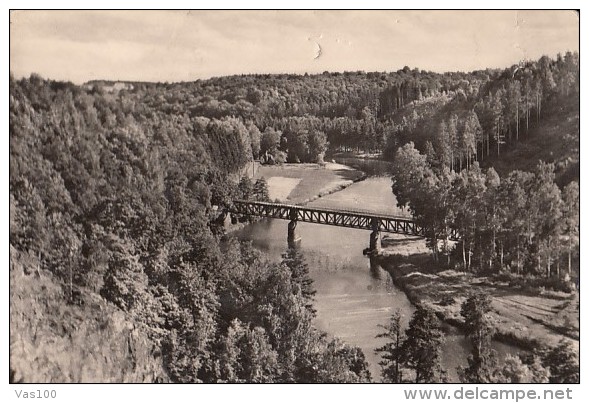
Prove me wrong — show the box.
[235,177,521,381]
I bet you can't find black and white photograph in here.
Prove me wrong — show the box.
[7,7,581,392]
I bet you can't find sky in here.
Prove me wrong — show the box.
[9,10,579,84]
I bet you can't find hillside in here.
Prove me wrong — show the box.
[480,96,579,187]
[10,247,166,383]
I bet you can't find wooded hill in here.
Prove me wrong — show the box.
[83,51,579,180]
[9,51,578,382]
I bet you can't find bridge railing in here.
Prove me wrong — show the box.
[231,200,412,220]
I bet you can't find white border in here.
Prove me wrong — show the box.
[2,2,586,402]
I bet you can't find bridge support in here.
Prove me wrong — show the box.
[287,208,301,248]
[288,220,300,248]
[369,230,381,252]
[369,217,381,253]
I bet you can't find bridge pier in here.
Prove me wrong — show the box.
[369,230,381,252]
[369,217,381,253]
[287,208,301,248]
[287,220,301,248]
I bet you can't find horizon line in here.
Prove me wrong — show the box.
[10,49,578,86]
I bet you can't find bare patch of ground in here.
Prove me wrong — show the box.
[265,177,301,202]
[255,163,364,204]
[309,177,408,217]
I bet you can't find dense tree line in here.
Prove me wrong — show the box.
[391,142,579,281]
[82,53,577,167]
[385,52,579,170]
[376,53,579,383]
[9,75,371,382]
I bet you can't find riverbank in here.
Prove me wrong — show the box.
[232,173,547,381]
[374,234,579,353]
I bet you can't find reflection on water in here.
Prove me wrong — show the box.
[235,178,521,382]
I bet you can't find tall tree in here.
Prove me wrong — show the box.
[506,80,522,141]
[376,310,406,383]
[237,176,253,200]
[561,182,579,275]
[424,140,438,169]
[260,127,282,157]
[460,112,478,169]
[522,77,533,132]
[530,162,563,277]
[447,114,459,171]
[403,305,446,383]
[496,171,532,274]
[281,247,316,316]
[451,163,486,271]
[458,293,497,383]
[490,90,505,156]
[483,168,501,270]
[391,142,443,260]
[252,177,271,202]
[434,120,451,170]
[307,130,329,163]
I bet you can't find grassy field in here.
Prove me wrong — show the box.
[376,235,579,353]
[254,162,364,204]
[309,176,407,217]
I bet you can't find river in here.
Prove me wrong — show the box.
[235,176,520,381]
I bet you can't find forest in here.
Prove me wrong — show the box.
[391,148,578,280]
[9,51,579,383]
[389,53,579,283]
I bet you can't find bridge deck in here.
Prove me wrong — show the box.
[230,200,459,240]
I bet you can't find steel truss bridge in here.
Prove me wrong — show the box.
[230,200,460,241]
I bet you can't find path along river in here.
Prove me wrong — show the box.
[235,176,520,381]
